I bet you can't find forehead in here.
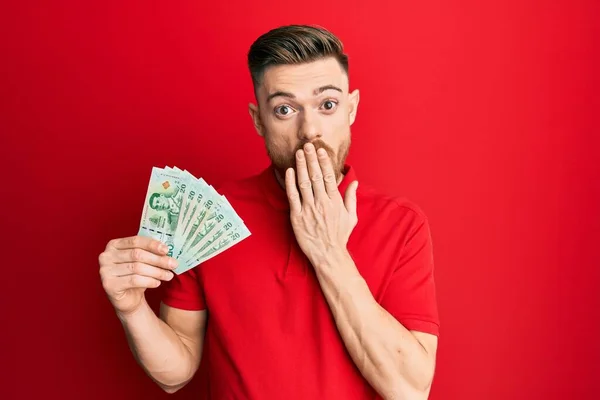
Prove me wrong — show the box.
[258,57,348,99]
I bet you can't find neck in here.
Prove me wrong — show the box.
[273,168,286,190]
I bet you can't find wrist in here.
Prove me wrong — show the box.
[116,299,150,324]
[313,247,367,299]
[312,246,352,271]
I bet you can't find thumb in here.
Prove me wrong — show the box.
[344,180,359,218]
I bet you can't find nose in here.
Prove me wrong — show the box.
[298,109,322,141]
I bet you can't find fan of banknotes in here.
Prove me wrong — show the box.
[137,166,251,275]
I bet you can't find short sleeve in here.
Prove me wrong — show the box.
[379,210,440,336]
[160,267,207,311]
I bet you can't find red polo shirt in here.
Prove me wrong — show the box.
[161,164,440,399]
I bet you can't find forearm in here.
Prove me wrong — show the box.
[117,300,196,391]
[314,250,434,400]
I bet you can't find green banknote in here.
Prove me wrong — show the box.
[181,225,251,270]
[138,166,251,275]
[137,167,186,258]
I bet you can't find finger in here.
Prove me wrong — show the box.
[117,274,162,291]
[317,147,341,199]
[304,143,327,199]
[112,262,174,281]
[295,148,314,204]
[285,167,302,214]
[111,247,177,270]
[344,181,359,219]
[108,235,168,255]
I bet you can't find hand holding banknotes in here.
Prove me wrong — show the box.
[99,235,178,315]
[99,166,250,314]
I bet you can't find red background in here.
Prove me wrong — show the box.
[2,1,599,399]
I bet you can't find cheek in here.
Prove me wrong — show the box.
[265,136,287,155]
[264,119,299,149]
[321,112,350,140]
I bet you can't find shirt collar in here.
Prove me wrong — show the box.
[259,163,357,211]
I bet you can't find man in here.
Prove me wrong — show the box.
[98,25,440,399]
[148,185,183,231]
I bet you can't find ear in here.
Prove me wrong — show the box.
[248,103,265,137]
[348,89,360,126]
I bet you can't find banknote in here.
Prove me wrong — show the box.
[137,167,186,258]
[181,225,251,270]
[137,166,250,274]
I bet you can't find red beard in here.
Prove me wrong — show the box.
[266,137,350,183]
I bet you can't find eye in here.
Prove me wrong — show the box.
[321,100,338,112]
[275,105,295,117]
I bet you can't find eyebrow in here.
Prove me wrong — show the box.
[266,85,343,102]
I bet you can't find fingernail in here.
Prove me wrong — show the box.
[160,244,168,253]
[169,258,178,269]
[297,150,304,159]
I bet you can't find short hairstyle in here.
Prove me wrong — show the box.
[247,24,349,89]
[149,192,161,208]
